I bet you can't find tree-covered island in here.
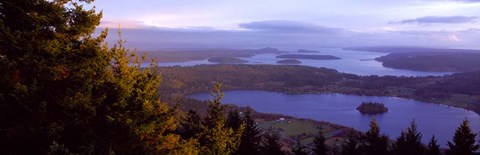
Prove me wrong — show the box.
[356,102,389,114]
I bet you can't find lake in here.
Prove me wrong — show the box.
[189,90,480,146]
[153,48,452,76]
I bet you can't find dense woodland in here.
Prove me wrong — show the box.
[345,47,480,72]
[157,64,480,114]
[356,102,388,114]
[2,0,480,154]
[375,52,480,72]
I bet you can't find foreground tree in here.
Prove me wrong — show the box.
[426,135,441,155]
[227,109,243,131]
[180,110,202,139]
[341,132,362,155]
[292,140,309,155]
[237,107,263,155]
[0,0,195,154]
[362,119,391,155]
[393,121,424,155]
[313,128,329,155]
[198,82,243,155]
[446,119,479,155]
[261,130,287,155]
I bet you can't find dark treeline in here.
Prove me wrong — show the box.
[375,52,480,72]
[157,65,480,114]
[180,90,480,155]
[356,102,388,114]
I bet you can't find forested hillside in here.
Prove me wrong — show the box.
[158,65,480,114]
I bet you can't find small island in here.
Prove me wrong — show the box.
[207,57,248,64]
[356,102,388,114]
[277,59,301,64]
[297,49,320,53]
[276,54,340,60]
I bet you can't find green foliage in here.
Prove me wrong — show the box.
[292,140,309,155]
[447,118,479,155]
[198,82,243,155]
[0,0,196,154]
[313,128,329,155]
[362,119,391,155]
[261,130,287,155]
[227,109,243,131]
[180,110,203,139]
[237,107,263,155]
[393,121,424,155]
[341,132,361,155]
[426,135,441,155]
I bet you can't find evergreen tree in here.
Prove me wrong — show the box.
[1,0,196,154]
[446,118,479,155]
[180,110,202,139]
[393,121,424,155]
[341,132,362,155]
[237,107,262,155]
[426,135,441,155]
[292,140,309,155]
[362,119,391,155]
[199,82,243,155]
[330,142,342,155]
[227,109,243,131]
[261,130,287,155]
[313,128,329,155]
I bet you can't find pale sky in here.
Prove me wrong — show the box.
[90,0,480,50]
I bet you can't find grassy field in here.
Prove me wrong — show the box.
[257,118,357,150]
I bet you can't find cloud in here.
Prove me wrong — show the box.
[395,16,478,24]
[99,20,148,29]
[95,20,480,50]
[452,0,480,3]
[238,20,343,34]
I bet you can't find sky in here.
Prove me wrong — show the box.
[90,0,480,50]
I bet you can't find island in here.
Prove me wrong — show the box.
[207,57,248,64]
[297,49,320,53]
[374,52,480,72]
[276,54,340,60]
[344,47,480,72]
[356,102,388,114]
[276,59,301,64]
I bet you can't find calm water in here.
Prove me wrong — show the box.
[152,48,451,76]
[189,90,480,146]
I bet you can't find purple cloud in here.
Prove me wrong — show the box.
[396,16,478,24]
[239,20,343,34]
[453,0,480,3]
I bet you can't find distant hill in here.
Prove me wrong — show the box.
[144,47,286,62]
[343,47,480,72]
[343,46,480,53]
[375,52,480,72]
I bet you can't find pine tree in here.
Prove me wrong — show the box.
[426,135,441,155]
[237,107,262,155]
[227,109,243,131]
[341,131,362,155]
[313,128,329,155]
[393,121,424,155]
[362,119,391,155]
[292,140,309,155]
[446,118,479,155]
[199,82,243,155]
[0,0,196,154]
[261,129,287,155]
[181,110,202,139]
